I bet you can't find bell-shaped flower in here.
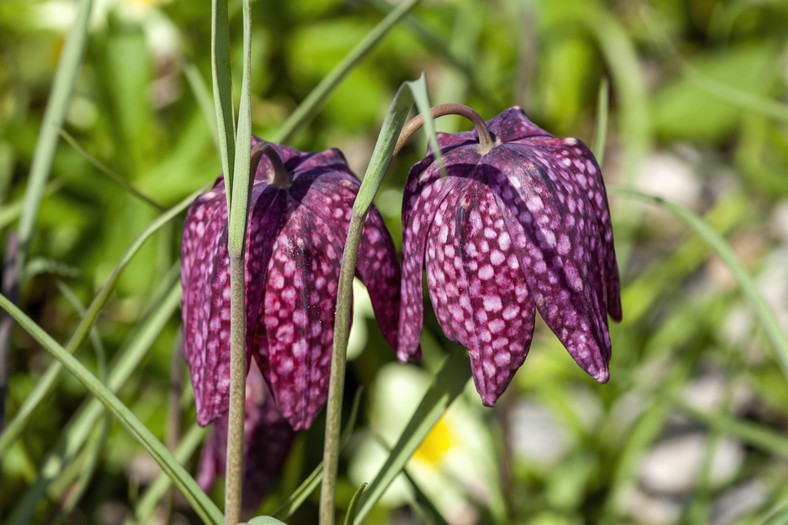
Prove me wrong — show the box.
[196,362,294,513]
[398,107,622,406]
[181,137,401,430]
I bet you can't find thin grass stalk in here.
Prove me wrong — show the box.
[273,0,422,144]
[0,292,223,524]
[319,214,364,525]
[6,273,181,525]
[0,186,206,458]
[0,0,93,448]
[223,0,254,520]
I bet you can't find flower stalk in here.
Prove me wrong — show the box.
[394,103,494,157]
[224,250,246,524]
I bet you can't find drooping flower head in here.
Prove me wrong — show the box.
[398,107,622,406]
[181,137,401,430]
[196,361,295,513]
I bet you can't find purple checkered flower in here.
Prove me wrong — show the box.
[181,137,401,430]
[398,107,622,406]
[196,362,294,513]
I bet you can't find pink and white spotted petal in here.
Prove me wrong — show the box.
[256,205,344,430]
[181,188,233,426]
[489,145,611,382]
[425,179,535,405]
[521,136,622,321]
[398,160,459,362]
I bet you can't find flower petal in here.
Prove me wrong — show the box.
[398,157,458,362]
[256,204,343,430]
[181,188,233,426]
[521,137,622,321]
[290,173,402,350]
[489,145,611,382]
[425,178,535,405]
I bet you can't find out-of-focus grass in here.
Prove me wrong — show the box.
[1,0,788,523]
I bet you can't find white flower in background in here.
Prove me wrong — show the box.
[35,0,179,58]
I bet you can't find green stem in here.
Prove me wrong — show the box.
[225,252,246,525]
[319,214,365,525]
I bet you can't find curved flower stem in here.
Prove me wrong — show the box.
[250,142,291,189]
[394,103,494,156]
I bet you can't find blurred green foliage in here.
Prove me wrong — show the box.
[2,0,788,523]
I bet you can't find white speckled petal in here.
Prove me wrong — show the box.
[399,107,621,402]
[425,179,535,405]
[489,145,611,381]
[398,160,460,362]
[255,204,343,431]
[182,138,402,430]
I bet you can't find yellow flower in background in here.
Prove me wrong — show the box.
[349,363,507,524]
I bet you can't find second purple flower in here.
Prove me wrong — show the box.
[181,138,401,430]
[398,107,622,406]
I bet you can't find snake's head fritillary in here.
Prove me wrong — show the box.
[398,107,622,406]
[181,138,401,430]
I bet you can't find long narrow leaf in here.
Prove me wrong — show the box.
[16,0,93,257]
[211,0,236,212]
[0,186,206,457]
[0,293,223,525]
[611,186,788,378]
[57,127,165,211]
[184,61,221,154]
[125,423,207,525]
[273,0,422,144]
[343,483,367,525]
[7,273,181,525]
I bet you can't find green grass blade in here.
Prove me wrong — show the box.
[363,0,500,109]
[0,293,223,525]
[227,0,253,255]
[7,274,181,524]
[184,61,220,154]
[0,180,66,230]
[402,469,449,525]
[593,77,609,165]
[0,186,206,457]
[273,0,422,144]
[406,75,445,175]
[273,388,363,519]
[353,82,415,214]
[353,350,471,523]
[16,0,93,259]
[125,422,207,525]
[343,483,368,525]
[611,186,788,378]
[763,501,788,525]
[211,0,236,212]
[57,127,165,211]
